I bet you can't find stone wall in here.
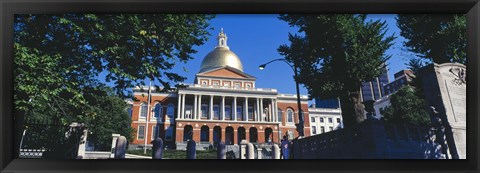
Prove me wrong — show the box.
[293,120,443,159]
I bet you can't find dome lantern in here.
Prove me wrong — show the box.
[199,29,244,73]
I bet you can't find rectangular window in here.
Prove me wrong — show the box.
[213,81,219,86]
[140,104,148,118]
[320,117,324,123]
[336,118,341,123]
[328,118,333,123]
[201,104,208,118]
[311,117,315,122]
[248,106,253,120]
[320,127,325,133]
[312,126,317,135]
[185,105,192,119]
[237,106,243,120]
[138,125,145,140]
[152,126,159,140]
[225,106,232,119]
[214,105,220,119]
[165,126,173,141]
[288,130,294,140]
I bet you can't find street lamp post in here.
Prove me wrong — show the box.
[259,59,304,137]
[144,79,152,154]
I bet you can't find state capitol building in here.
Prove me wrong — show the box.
[129,29,342,150]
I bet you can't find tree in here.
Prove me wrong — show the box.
[81,87,134,151]
[14,14,214,121]
[278,14,395,127]
[396,14,467,64]
[14,14,214,154]
[380,86,430,126]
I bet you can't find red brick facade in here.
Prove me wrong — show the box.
[129,92,310,147]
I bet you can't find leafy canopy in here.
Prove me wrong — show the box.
[278,14,395,127]
[380,86,430,126]
[396,14,466,64]
[14,14,214,117]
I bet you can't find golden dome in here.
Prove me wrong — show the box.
[199,28,244,73]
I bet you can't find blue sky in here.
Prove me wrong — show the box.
[166,14,415,104]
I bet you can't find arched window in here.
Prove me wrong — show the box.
[287,109,294,123]
[126,104,133,118]
[165,126,174,141]
[213,126,222,144]
[277,108,283,123]
[183,125,193,141]
[265,128,273,143]
[225,127,234,145]
[237,127,246,144]
[167,104,175,120]
[154,103,162,121]
[249,127,258,143]
[140,102,148,118]
[200,126,209,142]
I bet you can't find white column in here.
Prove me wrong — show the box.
[274,99,280,122]
[256,98,260,122]
[244,97,248,122]
[181,94,186,119]
[260,98,264,122]
[210,95,214,120]
[268,101,272,122]
[221,96,225,121]
[198,95,202,119]
[233,97,237,121]
[193,94,198,119]
[272,99,276,122]
[177,93,182,119]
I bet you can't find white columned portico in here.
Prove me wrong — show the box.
[193,94,198,119]
[197,95,202,119]
[181,94,186,119]
[210,95,214,120]
[260,98,264,122]
[244,97,248,122]
[233,97,237,121]
[177,93,182,119]
[221,96,225,121]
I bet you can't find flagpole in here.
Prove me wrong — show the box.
[144,79,152,154]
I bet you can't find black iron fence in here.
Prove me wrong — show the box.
[19,117,87,159]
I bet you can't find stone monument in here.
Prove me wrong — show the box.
[419,63,466,159]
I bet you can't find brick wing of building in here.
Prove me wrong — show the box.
[129,29,311,150]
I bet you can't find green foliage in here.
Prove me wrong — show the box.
[82,87,134,151]
[380,86,430,126]
[396,14,467,64]
[14,14,214,123]
[278,14,395,127]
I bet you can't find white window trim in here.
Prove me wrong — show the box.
[201,104,209,118]
[151,125,158,140]
[167,103,175,119]
[139,102,148,120]
[286,109,294,124]
[152,103,162,121]
[137,125,145,140]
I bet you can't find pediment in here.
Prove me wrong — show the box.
[197,66,255,79]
